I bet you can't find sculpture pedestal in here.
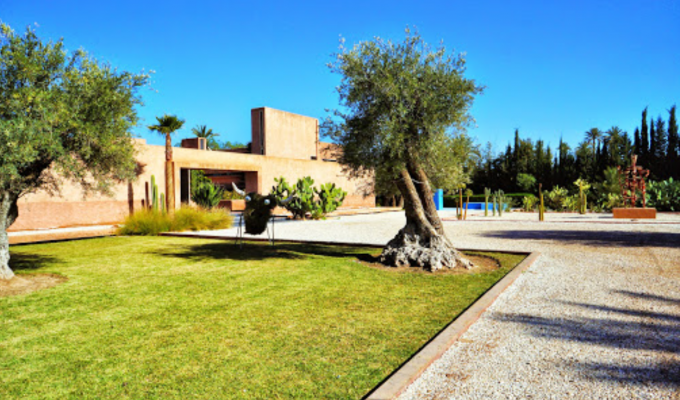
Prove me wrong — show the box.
[613,208,656,219]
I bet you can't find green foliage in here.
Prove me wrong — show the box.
[494,190,505,216]
[151,175,159,212]
[315,183,347,217]
[646,178,680,211]
[321,28,483,198]
[0,23,147,199]
[191,125,220,150]
[546,185,569,211]
[148,115,185,141]
[522,195,538,212]
[222,189,244,200]
[118,206,233,235]
[160,193,166,213]
[191,181,224,209]
[516,173,536,191]
[574,178,590,214]
[271,176,346,220]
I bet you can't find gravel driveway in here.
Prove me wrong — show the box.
[183,211,680,399]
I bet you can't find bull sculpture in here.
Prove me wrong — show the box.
[232,183,294,234]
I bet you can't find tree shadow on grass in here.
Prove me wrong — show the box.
[493,291,680,387]
[147,241,379,264]
[481,230,680,248]
[9,253,63,272]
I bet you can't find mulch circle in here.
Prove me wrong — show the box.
[356,252,500,274]
[0,274,67,297]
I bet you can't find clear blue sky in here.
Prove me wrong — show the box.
[2,0,679,154]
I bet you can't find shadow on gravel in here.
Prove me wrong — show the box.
[481,230,680,248]
[494,295,680,387]
[615,290,680,305]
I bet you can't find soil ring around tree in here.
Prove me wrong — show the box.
[355,252,500,274]
[0,274,68,298]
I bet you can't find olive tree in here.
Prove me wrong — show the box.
[321,30,483,271]
[0,24,148,279]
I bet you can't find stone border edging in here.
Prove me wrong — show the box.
[160,232,540,399]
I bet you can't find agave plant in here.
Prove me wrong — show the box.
[192,182,224,209]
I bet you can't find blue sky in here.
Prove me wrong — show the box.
[2,0,679,154]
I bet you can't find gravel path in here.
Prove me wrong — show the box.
[183,211,680,399]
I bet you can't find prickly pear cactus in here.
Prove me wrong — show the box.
[315,183,346,216]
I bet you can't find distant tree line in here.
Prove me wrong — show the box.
[470,105,679,193]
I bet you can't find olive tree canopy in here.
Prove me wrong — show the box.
[321,29,483,271]
[0,24,148,279]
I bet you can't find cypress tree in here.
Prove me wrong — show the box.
[633,127,641,156]
[654,117,667,178]
[667,105,679,178]
[649,118,656,166]
[641,107,649,161]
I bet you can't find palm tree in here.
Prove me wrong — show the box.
[605,126,624,165]
[584,127,603,161]
[148,114,185,213]
[191,125,220,149]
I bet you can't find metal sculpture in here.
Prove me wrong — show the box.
[617,155,650,208]
[232,183,293,235]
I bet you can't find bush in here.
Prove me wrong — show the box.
[546,186,568,211]
[517,173,536,191]
[118,206,233,235]
[646,178,680,211]
[271,176,347,219]
[192,181,224,209]
[522,195,537,212]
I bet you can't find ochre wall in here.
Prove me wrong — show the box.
[11,136,374,231]
[258,107,319,161]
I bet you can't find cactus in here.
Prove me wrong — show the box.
[160,193,166,213]
[539,183,545,221]
[492,193,497,216]
[574,178,590,215]
[484,188,491,217]
[496,190,505,217]
[151,175,159,211]
[314,182,346,216]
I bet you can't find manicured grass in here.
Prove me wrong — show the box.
[1,237,524,399]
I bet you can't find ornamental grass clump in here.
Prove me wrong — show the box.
[118,206,232,235]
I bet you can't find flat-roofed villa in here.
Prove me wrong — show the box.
[11,107,375,232]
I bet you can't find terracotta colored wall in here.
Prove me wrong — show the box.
[12,134,374,231]
[257,107,319,161]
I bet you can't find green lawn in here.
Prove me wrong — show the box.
[0,237,524,399]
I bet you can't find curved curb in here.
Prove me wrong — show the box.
[364,251,540,400]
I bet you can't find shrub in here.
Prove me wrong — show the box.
[646,178,680,211]
[172,206,233,231]
[118,206,232,235]
[517,173,536,191]
[546,186,568,211]
[272,176,347,219]
[315,183,346,216]
[522,195,537,212]
[192,181,224,209]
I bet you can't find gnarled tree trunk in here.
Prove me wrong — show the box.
[0,192,19,280]
[380,168,472,271]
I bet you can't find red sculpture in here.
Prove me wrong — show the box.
[618,155,650,208]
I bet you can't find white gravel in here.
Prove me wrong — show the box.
[183,210,680,399]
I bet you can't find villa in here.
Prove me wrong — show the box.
[10,107,375,231]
